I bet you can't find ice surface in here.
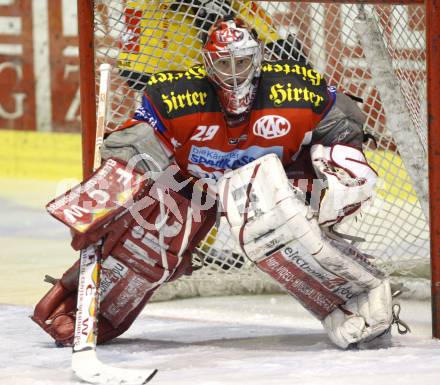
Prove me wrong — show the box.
[1,295,439,385]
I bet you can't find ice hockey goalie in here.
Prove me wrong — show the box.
[32,14,407,349]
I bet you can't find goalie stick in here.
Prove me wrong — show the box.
[72,63,158,384]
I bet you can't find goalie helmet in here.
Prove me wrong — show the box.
[202,16,263,126]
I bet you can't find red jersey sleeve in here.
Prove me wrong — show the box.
[116,93,175,154]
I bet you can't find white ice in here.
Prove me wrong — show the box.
[1,296,439,385]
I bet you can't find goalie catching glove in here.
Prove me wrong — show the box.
[218,153,394,348]
[310,143,378,227]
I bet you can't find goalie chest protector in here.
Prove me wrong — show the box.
[139,60,335,180]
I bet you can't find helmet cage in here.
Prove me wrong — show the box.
[202,43,263,93]
[202,16,263,118]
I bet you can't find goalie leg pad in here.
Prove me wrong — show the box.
[256,243,350,319]
[218,154,392,348]
[33,166,216,346]
[31,260,158,347]
[322,279,393,348]
[219,154,383,290]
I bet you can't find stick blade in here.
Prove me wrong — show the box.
[72,350,158,384]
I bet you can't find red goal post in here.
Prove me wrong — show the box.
[77,0,440,338]
[427,0,440,341]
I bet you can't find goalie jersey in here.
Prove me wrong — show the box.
[122,60,336,180]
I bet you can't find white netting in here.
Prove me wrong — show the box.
[92,1,429,299]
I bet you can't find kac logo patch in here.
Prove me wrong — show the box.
[253,115,291,139]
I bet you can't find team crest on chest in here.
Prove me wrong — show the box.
[253,115,291,139]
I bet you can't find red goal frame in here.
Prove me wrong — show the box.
[76,0,440,338]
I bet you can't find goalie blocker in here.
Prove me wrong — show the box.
[32,159,216,346]
[218,152,394,348]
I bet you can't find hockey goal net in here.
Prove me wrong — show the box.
[77,0,439,331]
